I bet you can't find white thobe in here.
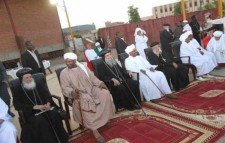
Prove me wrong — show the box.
[190,39,217,66]
[207,34,225,64]
[0,98,17,143]
[85,49,99,61]
[125,56,172,101]
[135,35,148,59]
[183,24,192,32]
[180,41,216,76]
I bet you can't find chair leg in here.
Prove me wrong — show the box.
[64,117,72,135]
[64,102,71,119]
[191,67,196,80]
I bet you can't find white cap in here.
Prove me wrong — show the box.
[213,31,223,37]
[64,52,77,60]
[183,20,188,23]
[125,44,136,54]
[95,42,100,46]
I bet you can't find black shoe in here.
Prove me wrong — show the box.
[126,107,135,111]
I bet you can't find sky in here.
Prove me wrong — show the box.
[55,0,179,29]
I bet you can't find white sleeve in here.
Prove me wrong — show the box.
[0,98,8,120]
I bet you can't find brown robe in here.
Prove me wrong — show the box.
[60,65,115,130]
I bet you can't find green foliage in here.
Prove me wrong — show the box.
[127,5,141,23]
[173,2,182,15]
[204,3,215,10]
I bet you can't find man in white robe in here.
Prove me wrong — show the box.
[134,28,148,59]
[0,98,17,143]
[207,31,225,64]
[188,31,217,67]
[124,44,177,103]
[60,52,115,143]
[85,43,100,62]
[182,20,192,33]
[180,32,216,81]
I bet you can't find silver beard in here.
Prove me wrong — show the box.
[22,78,36,90]
[105,58,117,67]
[152,48,162,55]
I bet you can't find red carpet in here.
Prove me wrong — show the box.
[160,79,225,114]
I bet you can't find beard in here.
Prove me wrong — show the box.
[153,48,162,55]
[22,78,36,90]
[105,58,117,67]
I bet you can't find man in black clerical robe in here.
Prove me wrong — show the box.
[98,49,141,111]
[160,23,175,61]
[147,42,189,91]
[13,68,68,143]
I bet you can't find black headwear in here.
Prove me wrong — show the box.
[150,42,159,48]
[16,68,33,81]
[163,23,170,26]
[191,15,196,20]
[99,48,111,57]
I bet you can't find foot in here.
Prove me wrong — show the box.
[205,74,214,78]
[126,107,135,111]
[133,104,141,109]
[166,94,178,99]
[150,98,161,103]
[196,76,206,81]
[93,130,106,143]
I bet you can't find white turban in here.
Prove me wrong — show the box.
[64,52,77,60]
[213,31,223,37]
[183,20,188,23]
[95,42,100,46]
[125,44,135,54]
[179,33,189,42]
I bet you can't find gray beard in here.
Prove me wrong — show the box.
[22,79,36,90]
[105,58,116,67]
[152,49,162,55]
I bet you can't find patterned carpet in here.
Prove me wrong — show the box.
[69,76,225,143]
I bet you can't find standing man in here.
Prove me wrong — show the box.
[0,61,11,108]
[60,52,115,143]
[96,34,105,49]
[115,31,128,55]
[160,23,175,61]
[134,28,148,59]
[189,15,201,45]
[94,42,103,56]
[21,41,46,75]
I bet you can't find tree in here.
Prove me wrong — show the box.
[127,5,141,23]
[204,3,215,10]
[173,2,182,15]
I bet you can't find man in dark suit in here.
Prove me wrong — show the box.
[96,35,105,49]
[115,31,128,55]
[189,15,201,45]
[21,41,46,75]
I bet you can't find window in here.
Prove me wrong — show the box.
[189,2,192,7]
[170,7,172,11]
[194,1,197,6]
[165,8,167,12]
[160,9,163,13]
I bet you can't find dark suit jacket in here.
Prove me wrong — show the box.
[115,37,128,55]
[96,38,105,49]
[21,50,46,75]
[160,29,174,60]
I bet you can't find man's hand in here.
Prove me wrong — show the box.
[43,102,51,110]
[172,62,178,69]
[111,78,120,86]
[72,90,79,99]
[0,119,4,125]
[128,71,133,77]
[200,51,204,55]
[33,105,46,110]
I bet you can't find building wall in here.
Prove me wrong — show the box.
[0,0,64,61]
[153,0,214,19]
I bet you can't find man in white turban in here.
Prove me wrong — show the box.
[60,52,115,143]
[207,31,225,64]
[180,32,216,81]
[124,44,177,103]
[134,28,148,59]
[182,20,192,33]
[94,42,102,56]
[0,98,17,143]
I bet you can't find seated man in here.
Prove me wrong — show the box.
[13,68,69,143]
[180,32,217,81]
[207,31,225,64]
[0,98,17,143]
[125,44,177,103]
[147,42,189,91]
[60,52,115,143]
[98,48,141,111]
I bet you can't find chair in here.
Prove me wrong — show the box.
[9,73,71,134]
[144,47,153,62]
[170,41,197,80]
[90,58,113,91]
[55,67,84,135]
[117,53,129,72]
